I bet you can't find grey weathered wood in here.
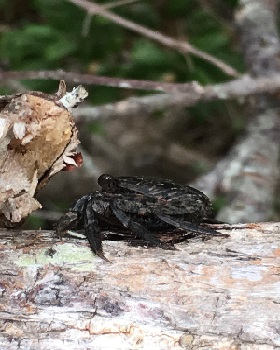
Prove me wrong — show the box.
[0,223,279,349]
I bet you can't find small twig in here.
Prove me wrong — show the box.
[104,0,141,9]
[197,0,234,33]
[82,0,140,36]
[0,70,201,93]
[67,0,239,77]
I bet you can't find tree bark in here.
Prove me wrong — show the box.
[0,223,279,349]
[196,0,280,223]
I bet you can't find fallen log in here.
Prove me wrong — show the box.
[0,223,279,349]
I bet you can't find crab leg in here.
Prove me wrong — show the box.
[83,199,109,261]
[110,201,168,248]
[156,213,223,236]
[55,211,79,238]
[55,195,90,237]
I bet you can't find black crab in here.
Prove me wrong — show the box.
[56,174,223,261]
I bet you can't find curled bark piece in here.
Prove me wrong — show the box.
[0,81,88,226]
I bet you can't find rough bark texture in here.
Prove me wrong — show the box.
[0,223,280,349]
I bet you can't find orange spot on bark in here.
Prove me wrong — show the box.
[273,247,280,257]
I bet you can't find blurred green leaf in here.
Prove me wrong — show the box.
[45,36,76,61]
[193,32,229,53]
[88,121,105,136]
[0,24,76,68]
[213,196,228,212]
[23,215,44,230]
[132,40,170,66]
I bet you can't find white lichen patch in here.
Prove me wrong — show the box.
[16,243,96,271]
[59,85,88,110]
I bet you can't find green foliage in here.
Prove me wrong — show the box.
[0,0,243,92]
[132,40,170,66]
[0,0,245,134]
[1,24,76,68]
[0,0,244,140]
[0,0,245,152]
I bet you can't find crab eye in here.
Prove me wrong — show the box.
[98,174,111,186]
[98,174,119,191]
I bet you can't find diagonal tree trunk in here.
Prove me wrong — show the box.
[196,0,280,223]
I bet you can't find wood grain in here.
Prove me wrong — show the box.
[0,223,279,349]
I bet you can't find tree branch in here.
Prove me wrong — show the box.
[0,70,202,93]
[73,74,280,121]
[3,71,280,121]
[104,0,141,9]
[67,0,239,77]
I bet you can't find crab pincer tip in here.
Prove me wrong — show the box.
[97,251,111,263]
